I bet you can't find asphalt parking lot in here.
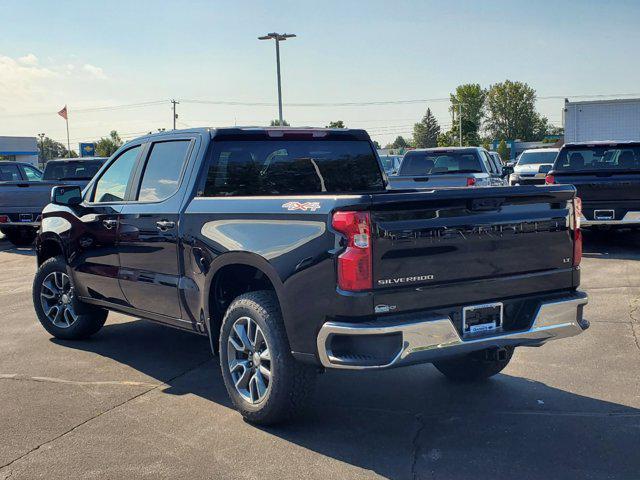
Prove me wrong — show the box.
[1,231,639,480]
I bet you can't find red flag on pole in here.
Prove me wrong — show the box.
[57,105,68,120]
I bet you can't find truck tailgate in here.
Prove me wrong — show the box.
[553,172,640,203]
[370,186,577,313]
[0,182,54,214]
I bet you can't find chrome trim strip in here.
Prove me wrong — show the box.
[316,293,588,370]
[581,211,640,226]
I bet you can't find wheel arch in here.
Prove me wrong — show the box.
[203,252,288,354]
[36,233,66,266]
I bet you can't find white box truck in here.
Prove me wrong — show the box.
[563,98,640,143]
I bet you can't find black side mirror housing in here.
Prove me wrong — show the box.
[51,185,82,206]
[502,165,514,176]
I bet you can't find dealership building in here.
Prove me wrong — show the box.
[0,136,39,165]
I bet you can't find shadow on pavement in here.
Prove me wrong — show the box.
[52,319,640,480]
[0,244,37,256]
[582,228,640,260]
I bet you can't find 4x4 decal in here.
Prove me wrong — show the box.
[282,201,321,211]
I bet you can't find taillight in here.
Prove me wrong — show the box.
[0,215,8,223]
[466,177,476,186]
[545,174,555,184]
[572,197,582,266]
[332,211,372,291]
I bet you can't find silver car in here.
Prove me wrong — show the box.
[388,147,509,189]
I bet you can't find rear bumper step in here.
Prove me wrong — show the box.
[581,211,640,226]
[317,292,588,370]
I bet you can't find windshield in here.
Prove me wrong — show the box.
[43,160,103,180]
[399,151,482,176]
[379,155,400,173]
[517,151,558,165]
[554,145,640,172]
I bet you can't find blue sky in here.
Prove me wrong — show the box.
[1,0,639,146]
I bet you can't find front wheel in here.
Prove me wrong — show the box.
[32,256,108,339]
[433,347,514,382]
[219,291,316,425]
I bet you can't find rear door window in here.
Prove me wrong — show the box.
[202,140,384,196]
[23,165,43,181]
[136,140,191,202]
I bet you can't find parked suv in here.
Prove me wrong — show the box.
[33,127,587,424]
[510,148,559,185]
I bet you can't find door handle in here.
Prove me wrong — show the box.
[103,219,118,229]
[156,220,175,231]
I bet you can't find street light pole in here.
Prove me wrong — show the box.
[259,32,296,125]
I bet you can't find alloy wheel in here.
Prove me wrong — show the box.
[40,271,78,328]
[227,316,272,404]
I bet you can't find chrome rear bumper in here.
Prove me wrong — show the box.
[317,292,588,370]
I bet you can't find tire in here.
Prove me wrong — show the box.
[6,228,37,247]
[433,347,514,383]
[219,291,316,425]
[32,256,108,340]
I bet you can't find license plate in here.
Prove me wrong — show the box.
[19,214,33,222]
[594,209,614,221]
[462,302,503,336]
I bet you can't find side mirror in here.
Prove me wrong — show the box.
[502,165,514,176]
[51,185,82,206]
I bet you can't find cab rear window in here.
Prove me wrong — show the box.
[555,145,640,172]
[202,140,384,196]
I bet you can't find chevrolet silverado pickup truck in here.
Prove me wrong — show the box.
[0,158,105,246]
[32,127,588,425]
[546,141,640,228]
[389,147,510,189]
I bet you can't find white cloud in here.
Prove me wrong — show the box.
[82,63,107,79]
[17,53,39,66]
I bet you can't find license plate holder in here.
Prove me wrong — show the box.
[19,214,33,223]
[594,209,614,221]
[462,302,503,336]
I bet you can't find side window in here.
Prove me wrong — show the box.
[0,164,22,181]
[136,140,190,202]
[92,146,140,203]
[23,166,43,181]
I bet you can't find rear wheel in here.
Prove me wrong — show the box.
[219,291,316,425]
[33,256,108,339]
[5,228,37,247]
[433,347,514,382]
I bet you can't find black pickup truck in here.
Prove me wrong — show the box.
[546,141,640,228]
[32,127,588,424]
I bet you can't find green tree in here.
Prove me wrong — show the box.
[40,137,76,161]
[326,120,346,128]
[412,108,440,148]
[436,131,455,147]
[485,80,548,141]
[372,140,381,149]
[270,119,290,126]
[95,131,123,157]
[391,136,410,149]
[497,139,509,162]
[450,83,486,146]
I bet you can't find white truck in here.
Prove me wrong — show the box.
[564,98,640,143]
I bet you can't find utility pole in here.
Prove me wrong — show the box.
[258,32,296,125]
[457,103,463,147]
[171,99,179,130]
